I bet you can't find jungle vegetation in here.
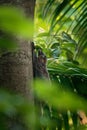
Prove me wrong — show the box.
[0,0,87,130]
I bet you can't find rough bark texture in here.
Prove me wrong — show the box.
[0,40,33,99]
[0,0,36,129]
[0,0,35,99]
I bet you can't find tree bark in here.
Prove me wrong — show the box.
[0,0,36,129]
[0,0,35,99]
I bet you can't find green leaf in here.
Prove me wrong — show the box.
[34,79,87,111]
[37,32,50,37]
[0,6,34,38]
[62,31,77,44]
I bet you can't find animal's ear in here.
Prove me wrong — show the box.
[38,49,43,56]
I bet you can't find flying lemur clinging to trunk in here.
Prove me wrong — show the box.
[32,42,50,80]
[32,42,51,129]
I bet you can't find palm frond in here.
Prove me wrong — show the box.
[43,0,87,66]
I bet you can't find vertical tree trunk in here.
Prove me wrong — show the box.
[0,0,36,129]
[0,0,35,99]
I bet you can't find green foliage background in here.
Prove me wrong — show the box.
[34,0,87,130]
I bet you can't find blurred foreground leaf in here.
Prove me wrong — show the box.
[0,90,35,129]
[0,6,34,38]
[34,80,87,112]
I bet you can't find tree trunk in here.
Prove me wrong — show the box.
[0,0,35,99]
[0,0,36,129]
